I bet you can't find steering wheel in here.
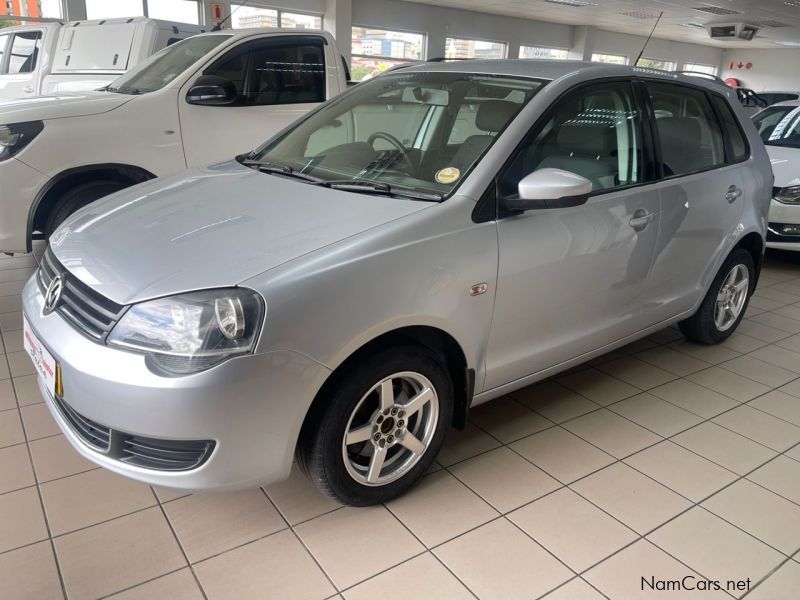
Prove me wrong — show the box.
[366,131,416,174]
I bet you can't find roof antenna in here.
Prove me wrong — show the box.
[212,0,253,31]
[634,11,664,66]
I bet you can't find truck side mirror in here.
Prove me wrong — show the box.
[186,75,237,106]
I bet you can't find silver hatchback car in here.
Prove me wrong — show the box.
[23,61,772,505]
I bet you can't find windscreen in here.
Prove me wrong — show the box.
[753,105,800,149]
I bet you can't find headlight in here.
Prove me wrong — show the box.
[774,186,800,205]
[0,121,44,161]
[107,288,264,375]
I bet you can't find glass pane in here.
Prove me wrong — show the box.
[445,37,505,59]
[351,55,409,82]
[684,63,718,76]
[519,46,568,60]
[637,58,677,71]
[40,0,63,19]
[9,31,41,74]
[755,106,800,149]
[280,12,322,29]
[231,4,278,28]
[86,0,144,19]
[591,53,628,65]
[147,0,199,24]
[351,27,424,60]
[712,95,748,162]
[0,35,8,71]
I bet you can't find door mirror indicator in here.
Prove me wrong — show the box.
[502,168,592,211]
[186,75,237,106]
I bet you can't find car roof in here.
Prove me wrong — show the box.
[766,99,800,108]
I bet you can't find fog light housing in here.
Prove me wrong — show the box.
[781,224,800,236]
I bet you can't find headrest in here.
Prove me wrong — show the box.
[656,116,701,143]
[476,100,519,132]
[556,124,616,156]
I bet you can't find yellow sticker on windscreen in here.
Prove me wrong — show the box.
[435,167,461,184]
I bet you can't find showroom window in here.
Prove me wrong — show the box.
[8,31,42,74]
[445,37,506,59]
[591,52,628,65]
[40,0,63,19]
[86,0,200,24]
[0,0,62,22]
[637,57,677,71]
[519,46,568,60]
[86,0,145,19]
[231,4,322,29]
[351,26,425,81]
[683,63,718,75]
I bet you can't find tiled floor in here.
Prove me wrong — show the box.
[2,249,800,600]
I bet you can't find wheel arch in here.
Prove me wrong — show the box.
[26,163,156,252]
[733,231,765,286]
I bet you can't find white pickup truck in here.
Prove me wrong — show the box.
[0,28,350,253]
[0,17,204,100]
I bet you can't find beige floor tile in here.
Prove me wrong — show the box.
[511,380,600,423]
[557,368,640,405]
[164,489,285,563]
[195,529,334,600]
[0,487,48,553]
[702,479,800,554]
[510,427,615,484]
[0,408,24,448]
[0,379,15,411]
[152,486,191,503]
[749,389,800,426]
[449,446,560,513]
[19,403,60,441]
[781,378,800,399]
[0,541,63,600]
[776,333,800,354]
[635,345,711,376]
[748,456,800,504]
[0,281,26,298]
[509,488,637,571]
[625,441,737,503]
[672,422,776,475]
[436,422,501,467]
[41,468,157,536]
[29,434,96,482]
[750,344,800,374]
[0,311,22,332]
[649,378,739,419]
[667,339,741,365]
[737,318,793,342]
[387,470,498,546]
[787,445,800,462]
[542,578,606,599]
[264,465,341,526]
[649,508,784,592]
[469,396,552,443]
[609,393,703,437]
[295,505,424,589]
[0,268,33,285]
[720,332,769,353]
[714,405,800,452]
[7,351,34,378]
[12,375,41,407]
[108,569,203,600]
[434,518,573,600]
[687,367,771,402]
[747,559,800,600]
[55,507,186,599]
[572,463,691,534]
[585,539,728,599]
[562,408,661,459]
[1,329,22,354]
[344,553,472,600]
[1,357,12,381]
[718,355,798,388]
[596,356,677,390]
[755,287,800,304]
[748,295,785,311]
[0,443,35,494]
[750,312,800,335]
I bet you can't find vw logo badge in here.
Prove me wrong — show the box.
[43,273,66,315]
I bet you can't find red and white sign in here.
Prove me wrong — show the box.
[210,3,225,23]
[729,61,753,71]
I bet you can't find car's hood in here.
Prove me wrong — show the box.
[766,145,800,188]
[0,91,132,124]
[50,162,433,305]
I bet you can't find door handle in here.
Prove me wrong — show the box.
[725,185,742,203]
[629,209,655,231]
[23,85,34,94]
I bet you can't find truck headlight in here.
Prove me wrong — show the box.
[107,288,264,375]
[774,186,800,205]
[0,121,44,161]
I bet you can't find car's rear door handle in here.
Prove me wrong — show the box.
[629,209,655,231]
[725,185,743,203]
[23,85,34,94]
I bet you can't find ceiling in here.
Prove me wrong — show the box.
[403,0,800,48]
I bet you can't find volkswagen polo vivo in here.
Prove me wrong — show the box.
[22,61,772,505]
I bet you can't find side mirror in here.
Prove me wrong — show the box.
[186,75,237,106]
[502,168,592,211]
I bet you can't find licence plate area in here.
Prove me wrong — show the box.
[23,315,58,397]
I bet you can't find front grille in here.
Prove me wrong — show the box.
[53,395,215,472]
[37,247,127,341]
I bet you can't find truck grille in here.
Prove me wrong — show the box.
[37,246,127,342]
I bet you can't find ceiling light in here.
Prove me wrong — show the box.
[544,0,598,7]
[692,5,742,15]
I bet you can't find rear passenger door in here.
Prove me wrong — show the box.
[644,82,747,321]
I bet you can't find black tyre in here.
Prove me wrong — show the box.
[679,248,755,344]
[297,345,454,506]
[45,180,129,236]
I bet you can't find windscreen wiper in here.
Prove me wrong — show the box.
[105,86,143,95]
[320,180,444,202]
[239,159,328,184]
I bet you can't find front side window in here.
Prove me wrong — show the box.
[647,82,725,177]
[499,81,643,198]
[8,31,42,74]
[351,27,425,82]
[445,37,506,60]
[204,40,325,106]
[250,72,545,198]
[753,105,800,149]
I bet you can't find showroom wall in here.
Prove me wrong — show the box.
[719,48,800,91]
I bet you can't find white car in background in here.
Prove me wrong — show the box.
[752,101,800,250]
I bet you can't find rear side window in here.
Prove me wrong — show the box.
[647,82,725,177]
[711,95,749,163]
[9,31,42,74]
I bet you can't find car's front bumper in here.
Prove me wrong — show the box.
[22,276,332,491]
[767,199,800,251]
[0,158,47,254]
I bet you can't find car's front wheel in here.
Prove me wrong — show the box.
[297,346,453,506]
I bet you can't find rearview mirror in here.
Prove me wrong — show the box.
[186,75,237,106]
[502,168,592,211]
[401,86,450,106]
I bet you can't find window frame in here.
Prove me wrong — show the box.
[0,33,11,75]
[444,36,508,60]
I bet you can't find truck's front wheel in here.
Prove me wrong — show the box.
[45,180,128,236]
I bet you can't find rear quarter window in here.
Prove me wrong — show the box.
[711,95,749,163]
